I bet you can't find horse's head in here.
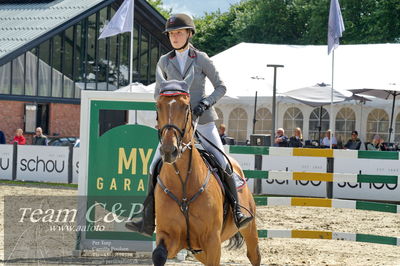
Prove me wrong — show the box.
[157,80,193,164]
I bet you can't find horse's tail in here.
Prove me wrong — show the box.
[225,232,244,250]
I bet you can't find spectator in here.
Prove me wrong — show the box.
[218,124,227,145]
[344,130,362,150]
[0,130,5,144]
[11,128,26,145]
[367,135,385,151]
[32,127,48,146]
[274,128,288,147]
[321,129,337,148]
[289,127,303,147]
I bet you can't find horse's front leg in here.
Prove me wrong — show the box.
[153,229,182,265]
[152,239,167,266]
[203,233,222,266]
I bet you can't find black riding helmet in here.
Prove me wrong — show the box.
[164,13,195,35]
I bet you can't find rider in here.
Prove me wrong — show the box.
[126,13,253,237]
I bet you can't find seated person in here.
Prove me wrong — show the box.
[288,127,303,147]
[320,129,337,148]
[366,135,386,151]
[274,128,288,147]
[344,130,362,150]
[218,124,227,145]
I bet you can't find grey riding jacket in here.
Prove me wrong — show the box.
[154,47,226,125]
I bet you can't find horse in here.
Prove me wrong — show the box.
[151,82,261,266]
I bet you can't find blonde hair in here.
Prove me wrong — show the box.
[295,127,303,139]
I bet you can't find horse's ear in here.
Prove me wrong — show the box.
[183,66,194,89]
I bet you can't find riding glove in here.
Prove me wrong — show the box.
[193,98,211,117]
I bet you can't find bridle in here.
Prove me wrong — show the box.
[157,96,193,155]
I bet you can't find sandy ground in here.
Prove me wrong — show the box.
[0,183,399,265]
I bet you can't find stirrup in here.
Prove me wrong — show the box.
[233,206,253,229]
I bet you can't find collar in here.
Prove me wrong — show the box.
[169,47,197,59]
[176,48,189,58]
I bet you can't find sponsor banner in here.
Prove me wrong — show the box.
[334,158,400,201]
[0,144,13,180]
[17,146,69,183]
[262,156,327,197]
[4,196,153,264]
[72,147,79,184]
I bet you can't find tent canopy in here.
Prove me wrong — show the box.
[204,43,400,98]
[283,83,353,107]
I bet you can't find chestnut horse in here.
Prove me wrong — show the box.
[152,88,261,266]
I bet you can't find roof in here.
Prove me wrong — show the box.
[204,42,400,98]
[0,0,108,61]
[0,0,169,66]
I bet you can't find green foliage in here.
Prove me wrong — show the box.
[147,0,171,18]
[192,0,400,56]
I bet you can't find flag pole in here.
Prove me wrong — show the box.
[330,50,335,149]
[129,0,135,92]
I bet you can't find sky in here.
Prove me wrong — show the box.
[162,0,242,18]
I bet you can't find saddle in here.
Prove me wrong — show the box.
[153,143,247,228]
[196,145,246,191]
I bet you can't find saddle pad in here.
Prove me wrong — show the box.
[198,147,246,191]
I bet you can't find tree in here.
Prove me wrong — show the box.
[147,0,171,18]
[192,0,400,56]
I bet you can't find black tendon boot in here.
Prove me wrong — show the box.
[125,174,156,237]
[224,167,253,229]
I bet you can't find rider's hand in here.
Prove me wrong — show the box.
[193,99,211,117]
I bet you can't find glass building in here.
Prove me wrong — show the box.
[0,0,170,141]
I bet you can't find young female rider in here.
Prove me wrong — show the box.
[126,13,252,237]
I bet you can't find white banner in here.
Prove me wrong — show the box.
[334,158,400,201]
[17,146,69,183]
[0,145,13,180]
[72,147,80,184]
[262,156,327,197]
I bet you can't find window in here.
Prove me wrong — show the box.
[0,62,11,94]
[12,54,25,95]
[150,37,159,83]
[335,107,356,142]
[140,29,149,84]
[395,113,400,143]
[283,107,303,137]
[25,50,37,96]
[228,108,248,142]
[309,107,329,140]
[254,108,272,135]
[38,40,51,96]
[367,109,389,142]
[24,103,49,134]
[214,107,224,128]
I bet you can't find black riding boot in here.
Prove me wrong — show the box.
[224,167,253,229]
[125,174,156,237]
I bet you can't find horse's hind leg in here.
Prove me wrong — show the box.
[152,239,168,266]
[240,219,261,266]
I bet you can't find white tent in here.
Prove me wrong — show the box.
[144,43,400,142]
[205,42,400,98]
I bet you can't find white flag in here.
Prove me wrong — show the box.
[99,0,133,39]
[327,0,345,55]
